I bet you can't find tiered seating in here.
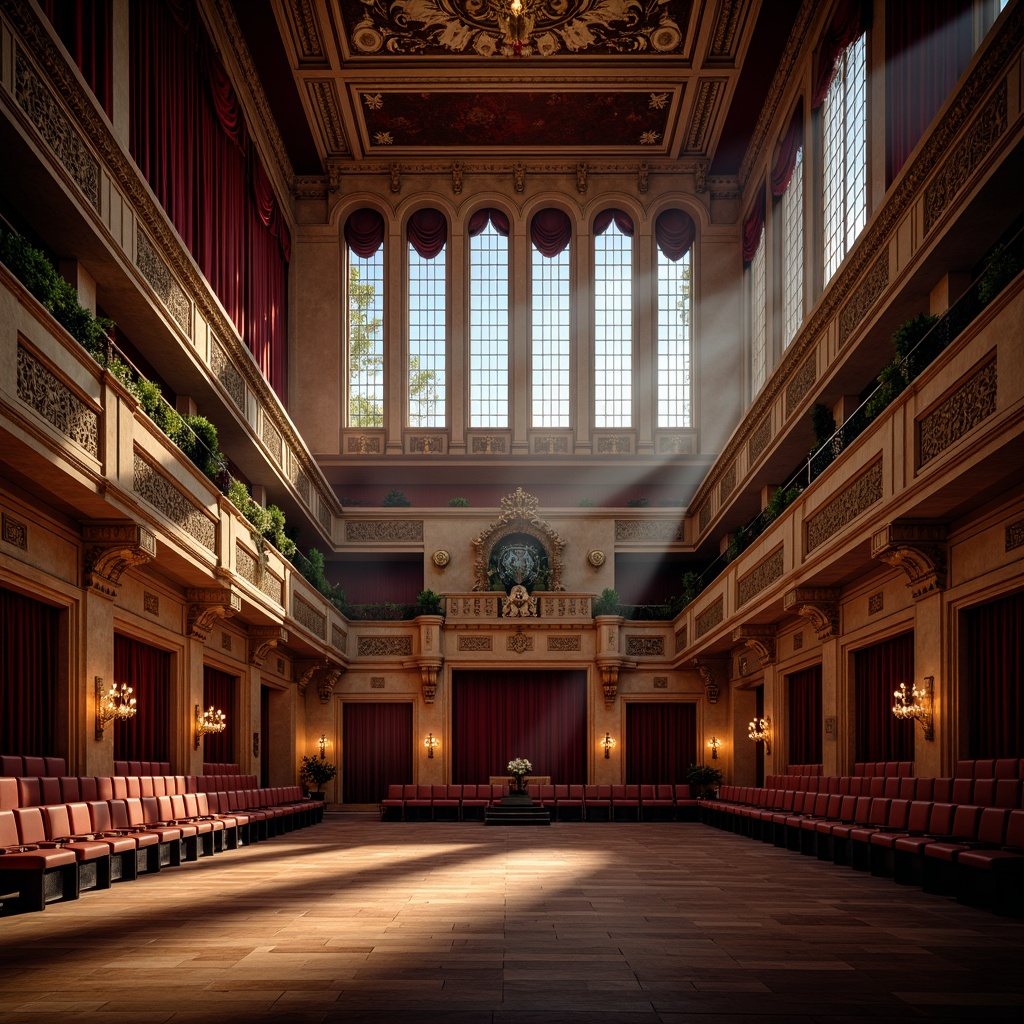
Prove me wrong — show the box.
[0,756,321,916]
[702,759,1024,918]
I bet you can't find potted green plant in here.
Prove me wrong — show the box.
[416,589,443,615]
[592,588,621,616]
[686,762,724,799]
[299,754,337,800]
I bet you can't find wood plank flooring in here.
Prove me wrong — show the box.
[1,813,1022,1023]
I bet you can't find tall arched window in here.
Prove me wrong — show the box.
[655,210,695,428]
[594,210,633,428]
[530,209,572,428]
[345,209,385,428]
[771,104,804,348]
[468,209,510,428]
[743,192,767,396]
[407,209,447,427]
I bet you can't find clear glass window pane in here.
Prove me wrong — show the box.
[532,243,571,428]
[408,245,446,427]
[469,221,509,428]
[782,147,804,347]
[657,247,691,428]
[751,229,767,395]
[594,219,632,428]
[348,249,384,428]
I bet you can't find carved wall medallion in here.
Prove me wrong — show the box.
[868,592,884,615]
[133,452,216,550]
[614,520,683,542]
[587,549,606,568]
[653,676,668,689]
[2,513,28,551]
[839,250,889,346]
[792,631,804,650]
[806,460,882,552]
[695,596,724,638]
[626,635,664,657]
[918,360,997,466]
[458,635,493,651]
[346,520,424,542]
[17,346,99,457]
[507,631,533,654]
[736,547,784,607]
[143,592,159,616]
[370,676,386,688]
[221,631,232,651]
[1006,518,1024,552]
[357,635,414,657]
[433,549,451,568]
[547,635,582,651]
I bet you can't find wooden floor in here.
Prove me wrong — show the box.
[1,813,1023,1023]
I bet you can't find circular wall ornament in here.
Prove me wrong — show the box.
[432,549,450,569]
[587,549,606,568]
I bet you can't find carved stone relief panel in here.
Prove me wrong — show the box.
[918,360,997,466]
[805,460,882,552]
[736,547,784,607]
[16,345,99,457]
[357,635,414,657]
[132,452,216,550]
[292,596,326,639]
[695,596,724,638]
[345,520,424,542]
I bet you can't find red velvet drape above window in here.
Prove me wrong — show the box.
[531,209,572,258]
[885,0,974,186]
[624,702,697,785]
[467,208,510,237]
[787,665,822,766]
[771,103,804,197]
[113,633,170,763]
[964,591,1024,758]
[342,702,413,803]
[594,209,634,237]
[42,0,113,118]
[202,665,236,764]
[345,209,385,257]
[812,0,872,109]
[0,587,58,757]
[655,209,695,262]
[451,670,587,784]
[407,208,448,259]
[742,188,766,266]
[853,632,915,762]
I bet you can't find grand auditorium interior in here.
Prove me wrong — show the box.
[1,0,1024,1020]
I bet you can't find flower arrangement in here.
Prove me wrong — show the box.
[507,757,532,777]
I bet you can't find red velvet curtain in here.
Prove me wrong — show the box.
[202,665,236,764]
[594,209,634,237]
[42,0,113,118]
[0,587,58,757]
[342,702,413,803]
[467,207,510,237]
[742,188,766,266]
[885,0,974,185]
[964,592,1024,758]
[113,634,170,762]
[771,103,804,197]
[531,209,572,258]
[624,702,697,785]
[787,665,822,765]
[655,209,695,261]
[407,208,448,259]
[260,685,271,784]
[451,670,587,784]
[129,0,289,400]
[854,632,915,762]
[812,0,872,109]
[345,209,386,257]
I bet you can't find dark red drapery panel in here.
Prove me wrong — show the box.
[594,209,635,237]
[260,685,271,784]
[42,0,113,118]
[467,208,511,237]
[885,0,974,185]
[451,670,587,784]
[407,208,448,259]
[787,665,822,765]
[742,188,766,266]
[771,102,804,197]
[0,587,58,757]
[624,702,697,785]
[342,702,413,803]
[854,632,915,762]
[655,209,695,262]
[345,209,386,257]
[813,0,872,109]
[530,209,572,258]
[113,633,170,762]
[202,665,236,764]
[964,591,1024,758]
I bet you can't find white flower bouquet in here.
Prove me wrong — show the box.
[507,757,533,776]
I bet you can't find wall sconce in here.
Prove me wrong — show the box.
[318,733,327,759]
[707,735,720,760]
[748,716,771,754]
[195,704,227,749]
[95,676,137,740]
[601,732,616,759]
[424,732,439,758]
[892,676,934,740]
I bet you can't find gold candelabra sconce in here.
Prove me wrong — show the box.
[748,716,771,754]
[707,735,720,760]
[892,676,934,741]
[601,731,616,759]
[195,704,227,749]
[95,676,137,740]
[424,732,439,758]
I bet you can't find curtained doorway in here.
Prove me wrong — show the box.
[114,633,170,763]
[853,632,915,762]
[342,702,413,804]
[787,665,823,766]
[451,670,587,784]
[624,702,697,784]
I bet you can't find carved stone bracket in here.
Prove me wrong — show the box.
[783,587,840,640]
[318,666,343,704]
[871,523,948,600]
[403,659,443,703]
[689,659,725,704]
[597,663,619,705]
[731,624,777,667]
[82,523,156,597]
[186,586,241,642]
[248,625,289,667]
[295,660,328,698]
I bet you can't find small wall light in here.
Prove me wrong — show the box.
[707,735,720,759]
[95,676,137,740]
[195,704,227,749]
[318,733,327,759]
[424,732,439,758]
[748,716,771,754]
[601,731,616,759]
[892,676,934,740]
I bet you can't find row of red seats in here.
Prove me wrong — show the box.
[0,786,319,916]
[1,774,262,808]
[703,781,1024,917]
[200,763,241,776]
[759,774,1024,803]
[380,784,702,822]
[111,760,173,776]
[786,764,823,776]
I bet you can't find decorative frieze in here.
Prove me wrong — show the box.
[14,48,98,209]
[292,596,326,638]
[539,596,589,618]
[871,522,948,600]
[719,462,737,504]
[288,454,311,502]
[17,345,99,457]
[286,0,325,60]
[458,635,493,651]
[261,412,283,463]
[695,596,724,638]
[657,434,694,455]
[317,498,332,534]
[686,79,724,152]
[470,434,508,454]
[925,81,1007,233]
[345,520,424,542]
[674,625,687,653]
[408,434,446,454]
[210,339,245,410]
[839,250,889,346]
[357,635,413,657]
[132,452,216,550]
[698,502,711,535]
[806,460,882,552]
[2,513,28,550]
[709,0,744,58]
[614,520,683,542]
[235,544,283,604]
[136,232,191,335]
[332,625,347,652]
[626,635,664,657]
[784,587,840,640]
[82,522,156,597]
[748,416,772,464]
[596,435,632,454]
[1006,518,1024,552]
[307,79,348,153]
[346,434,383,454]
[736,547,784,607]
[547,635,581,652]
[785,355,817,418]
[532,434,570,454]
[918,360,997,466]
